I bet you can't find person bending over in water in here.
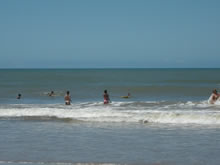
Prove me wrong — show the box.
[64,91,71,105]
[209,89,220,104]
[103,90,110,104]
[17,94,21,99]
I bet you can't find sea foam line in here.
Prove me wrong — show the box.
[0,106,220,125]
[0,100,219,124]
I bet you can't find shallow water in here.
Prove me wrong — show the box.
[0,121,220,165]
[0,69,220,165]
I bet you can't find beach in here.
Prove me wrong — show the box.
[0,68,220,165]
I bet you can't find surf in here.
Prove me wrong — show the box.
[0,101,219,125]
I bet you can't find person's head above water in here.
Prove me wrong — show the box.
[66,91,70,95]
[17,93,21,99]
[104,90,107,94]
[213,89,218,94]
[49,91,54,96]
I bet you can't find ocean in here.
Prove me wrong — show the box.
[0,68,220,165]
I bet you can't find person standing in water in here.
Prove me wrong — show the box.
[209,89,220,104]
[64,91,71,105]
[103,90,110,104]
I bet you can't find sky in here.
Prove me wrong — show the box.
[0,0,220,68]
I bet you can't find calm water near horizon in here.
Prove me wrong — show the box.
[0,68,220,165]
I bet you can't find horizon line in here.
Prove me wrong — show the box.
[0,67,220,70]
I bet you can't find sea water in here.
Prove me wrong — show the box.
[0,69,220,165]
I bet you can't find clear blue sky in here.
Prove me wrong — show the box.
[0,0,219,68]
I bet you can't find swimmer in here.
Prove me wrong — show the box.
[103,90,110,104]
[17,93,21,99]
[64,91,71,105]
[209,89,220,104]
[48,91,55,96]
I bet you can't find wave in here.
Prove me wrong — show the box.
[0,101,220,125]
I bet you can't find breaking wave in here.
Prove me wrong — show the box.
[0,100,220,125]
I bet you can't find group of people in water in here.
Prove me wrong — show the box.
[64,90,112,105]
[16,90,113,105]
[16,89,220,105]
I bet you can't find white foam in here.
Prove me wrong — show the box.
[0,101,220,125]
[214,99,220,105]
[208,94,220,105]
